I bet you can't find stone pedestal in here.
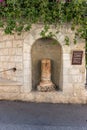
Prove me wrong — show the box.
[37,59,56,92]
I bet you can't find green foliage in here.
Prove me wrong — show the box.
[40,25,55,38]
[65,36,70,46]
[0,0,87,41]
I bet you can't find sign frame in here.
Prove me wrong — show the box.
[72,51,83,65]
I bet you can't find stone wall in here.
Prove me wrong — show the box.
[0,30,24,83]
[0,24,86,103]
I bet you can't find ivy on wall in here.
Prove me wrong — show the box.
[0,0,87,42]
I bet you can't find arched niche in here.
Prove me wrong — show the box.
[31,38,63,91]
[23,25,65,93]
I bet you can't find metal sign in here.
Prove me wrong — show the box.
[72,51,83,65]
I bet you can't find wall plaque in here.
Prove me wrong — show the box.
[72,51,83,65]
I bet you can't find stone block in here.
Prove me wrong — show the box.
[8,62,16,68]
[16,77,23,83]
[24,55,30,61]
[13,40,23,47]
[23,82,32,93]
[23,44,31,53]
[24,60,30,68]
[0,49,5,55]
[63,83,74,95]
[16,48,23,55]
[2,35,14,41]
[9,48,16,55]
[0,41,5,48]
[14,33,23,40]
[71,75,84,83]
[15,70,23,77]
[5,56,15,62]
[0,49,4,56]
[0,85,20,93]
[63,68,69,75]
[63,54,71,60]
[16,63,23,70]
[0,56,6,62]
[22,32,29,39]
[5,41,13,48]
[73,83,86,97]
[68,68,80,75]
[63,60,71,68]
[3,49,9,55]
[63,45,71,53]
[24,34,35,46]
[69,96,85,104]
[15,56,22,62]
[10,77,17,81]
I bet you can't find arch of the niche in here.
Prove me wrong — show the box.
[23,27,65,93]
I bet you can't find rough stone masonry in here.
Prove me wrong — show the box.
[0,24,86,104]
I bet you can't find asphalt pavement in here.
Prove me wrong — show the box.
[0,101,87,130]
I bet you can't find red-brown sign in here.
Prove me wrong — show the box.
[72,51,83,65]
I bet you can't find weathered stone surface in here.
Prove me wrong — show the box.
[0,25,86,103]
[5,41,13,48]
[37,59,56,92]
[13,40,23,47]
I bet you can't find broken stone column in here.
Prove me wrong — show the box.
[37,59,56,92]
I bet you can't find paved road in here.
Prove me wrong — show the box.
[0,101,87,129]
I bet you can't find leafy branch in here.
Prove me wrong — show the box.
[0,0,86,43]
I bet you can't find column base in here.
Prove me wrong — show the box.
[37,81,56,92]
